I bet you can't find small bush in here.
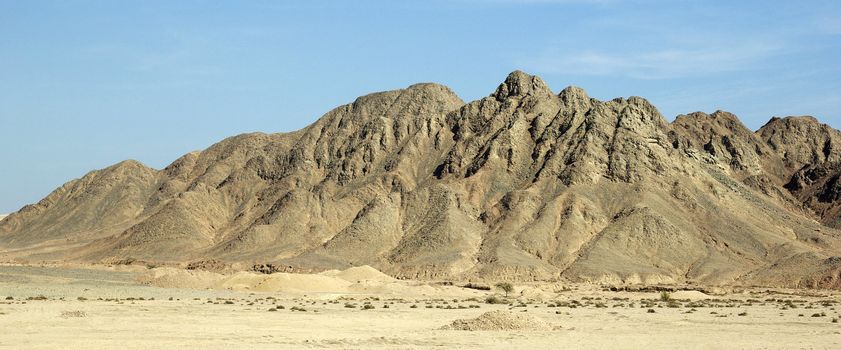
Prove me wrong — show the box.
[485,296,506,304]
[659,292,672,302]
[60,310,87,318]
[114,257,136,265]
[362,304,375,310]
[647,309,656,313]
[495,282,514,297]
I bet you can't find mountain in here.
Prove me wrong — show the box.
[2,71,840,289]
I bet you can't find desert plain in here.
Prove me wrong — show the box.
[1,263,839,350]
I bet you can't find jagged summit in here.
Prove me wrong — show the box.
[558,85,590,106]
[492,70,553,100]
[2,71,841,289]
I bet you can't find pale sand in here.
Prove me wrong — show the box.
[1,265,840,349]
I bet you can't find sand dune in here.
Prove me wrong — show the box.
[138,265,479,298]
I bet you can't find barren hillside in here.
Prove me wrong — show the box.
[2,71,840,288]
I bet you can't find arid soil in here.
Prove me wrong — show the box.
[1,264,839,349]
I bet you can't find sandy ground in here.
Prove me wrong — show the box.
[1,265,840,349]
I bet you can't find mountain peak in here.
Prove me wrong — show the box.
[492,70,552,100]
[761,115,821,129]
[5,75,841,289]
[558,85,590,108]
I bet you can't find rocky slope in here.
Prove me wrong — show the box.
[2,71,840,289]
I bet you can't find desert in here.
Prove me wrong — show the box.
[3,2,841,348]
[3,71,841,349]
[1,263,840,349]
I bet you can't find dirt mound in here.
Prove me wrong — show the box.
[441,311,553,331]
[320,265,396,282]
[137,267,219,289]
[136,266,473,297]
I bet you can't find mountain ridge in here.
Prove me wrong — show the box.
[2,70,840,289]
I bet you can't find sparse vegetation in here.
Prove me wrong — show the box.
[485,296,506,304]
[60,310,87,318]
[495,282,514,297]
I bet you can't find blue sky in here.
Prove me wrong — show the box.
[1,0,840,213]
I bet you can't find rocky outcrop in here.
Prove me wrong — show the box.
[758,116,841,228]
[2,71,841,289]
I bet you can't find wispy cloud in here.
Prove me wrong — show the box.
[457,0,617,5]
[519,42,785,80]
[816,16,841,35]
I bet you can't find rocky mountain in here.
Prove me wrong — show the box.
[2,71,840,289]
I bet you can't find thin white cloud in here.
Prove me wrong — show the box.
[458,0,617,4]
[816,17,841,35]
[519,42,785,80]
